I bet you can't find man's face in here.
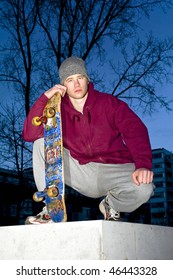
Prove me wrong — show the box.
[64,74,89,100]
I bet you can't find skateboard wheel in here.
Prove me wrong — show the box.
[46,107,56,118]
[47,187,59,197]
[33,192,44,202]
[32,116,47,126]
[32,116,42,126]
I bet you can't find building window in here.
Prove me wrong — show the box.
[154,173,165,178]
[152,153,162,159]
[153,163,163,169]
[151,202,165,208]
[154,182,164,188]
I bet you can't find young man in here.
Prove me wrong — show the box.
[22,56,154,224]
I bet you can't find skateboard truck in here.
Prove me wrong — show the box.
[32,107,56,126]
[33,186,59,202]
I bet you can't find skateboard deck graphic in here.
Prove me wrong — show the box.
[32,92,67,222]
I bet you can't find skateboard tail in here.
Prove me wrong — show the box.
[49,210,67,222]
[47,195,67,222]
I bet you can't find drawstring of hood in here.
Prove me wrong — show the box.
[72,108,91,124]
[73,115,80,122]
[86,108,91,124]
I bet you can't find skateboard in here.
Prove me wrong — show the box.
[32,92,67,222]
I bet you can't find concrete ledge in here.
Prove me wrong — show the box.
[0,221,173,260]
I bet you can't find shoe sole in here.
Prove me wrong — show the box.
[99,201,107,219]
[99,201,120,221]
[25,217,33,225]
[25,216,53,225]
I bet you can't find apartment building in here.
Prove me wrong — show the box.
[151,148,173,226]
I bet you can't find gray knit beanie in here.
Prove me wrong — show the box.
[59,56,90,85]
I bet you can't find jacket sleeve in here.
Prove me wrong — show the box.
[114,99,152,170]
[22,93,48,142]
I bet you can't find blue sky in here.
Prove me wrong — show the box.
[138,6,173,152]
[0,4,173,153]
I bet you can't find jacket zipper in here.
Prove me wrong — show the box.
[81,112,93,158]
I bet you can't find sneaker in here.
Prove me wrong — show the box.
[25,206,53,225]
[99,198,120,221]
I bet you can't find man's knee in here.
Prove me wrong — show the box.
[33,138,45,191]
[33,138,45,160]
[107,182,155,213]
[136,182,155,204]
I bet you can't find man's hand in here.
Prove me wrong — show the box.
[132,168,154,186]
[44,84,67,99]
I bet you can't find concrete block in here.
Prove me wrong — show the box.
[0,220,172,259]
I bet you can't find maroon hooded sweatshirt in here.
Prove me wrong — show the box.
[22,83,152,170]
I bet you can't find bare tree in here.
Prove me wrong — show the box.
[0,102,33,224]
[111,36,173,113]
[0,0,173,171]
[0,0,173,113]
[0,103,32,172]
[35,0,173,111]
[0,0,38,115]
